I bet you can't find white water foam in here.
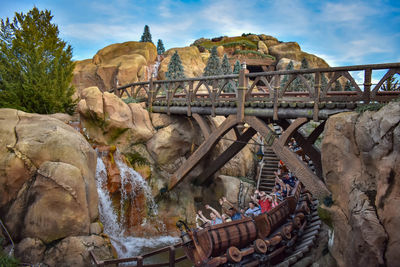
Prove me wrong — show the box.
[95,152,179,258]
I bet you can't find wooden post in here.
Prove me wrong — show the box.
[273,74,280,121]
[167,83,172,115]
[169,246,176,267]
[237,63,248,123]
[137,256,143,267]
[187,81,193,116]
[313,72,321,121]
[211,79,218,117]
[364,68,372,104]
[148,76,154,112]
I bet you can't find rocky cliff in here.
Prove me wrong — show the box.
[321,101,400,267]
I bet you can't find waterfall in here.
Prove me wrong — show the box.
[95,151,179,258]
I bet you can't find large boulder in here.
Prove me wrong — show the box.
[269,42,329,69]
[0,109,98,243]
[73,41,157,94]
[77,86,155,145]
[158,46,206,80]
[321,101,400,267]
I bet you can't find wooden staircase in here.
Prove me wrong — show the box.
[257,147,279,193]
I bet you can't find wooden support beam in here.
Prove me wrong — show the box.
[245,116,329,199]
[278,117,309,146]
[195,127,257,186]
[192,113,212,139]
[168,115,238,190]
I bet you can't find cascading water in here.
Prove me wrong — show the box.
[95,149,179,258]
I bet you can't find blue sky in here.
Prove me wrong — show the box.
[1,0,400,67]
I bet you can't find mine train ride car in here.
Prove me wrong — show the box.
[176,181,315,266]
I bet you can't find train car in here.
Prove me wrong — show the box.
[176,181,314,266]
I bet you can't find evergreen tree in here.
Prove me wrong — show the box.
[281,60,294,91]
[321,73,328,91]
[221,54,234,92]
[233,60,241,74]
[334,80,343,91]
[0,7,76,114]
[381,75,400,91]
[157,39,165,55]
[165,51,185,80]
[140,25,152,43]
[203,46,222,77]
[344,80,355,91]
[292,58,313,91]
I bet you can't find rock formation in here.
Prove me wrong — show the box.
[321,101,400,267]
[0,109,112,266]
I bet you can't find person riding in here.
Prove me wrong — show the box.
[244,201,261,217]
[219,197,243,221]
[251,190,273,213]
[197,204,223,226]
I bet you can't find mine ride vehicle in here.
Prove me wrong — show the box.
[176,181,320,266]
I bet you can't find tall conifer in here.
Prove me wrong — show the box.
[157,39,165,55]
[140,25,153,43]
[166,51,185,80]
[221,54,234,92]
[203,46,222,77]
[0,7,76,114]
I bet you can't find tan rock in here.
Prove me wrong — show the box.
[43,235,112,267]
[128,103,155,142]
[150,113,178,129]
[22,161,90,243]
[276,58,301,71]
[321,102,400,266]
[103,92,133,129]
[269,42,329,69]
[258,41,269,54]
[158,46,205,80]
[263,39,280,47]
[216,45,225,57]
[79,86,104,120]
[200,51,210,64]
[93,42,157,64]
[258,34,278,42]
[89,222,103,235]
[15,237,46,264]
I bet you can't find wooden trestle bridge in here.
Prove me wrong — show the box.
[110,62,400,199]
[90,62,400,266]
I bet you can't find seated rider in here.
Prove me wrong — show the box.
[197,204,223,226]
[220,197,243,221]
[251,190,273,213]
[244,201,261,217]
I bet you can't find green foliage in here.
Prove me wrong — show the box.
[166,51,185,80]
[355,103,385,113]
[241,33,256,37]
[221,40,257,50]
[280,60,295,91]
[0,249,19,267]
[157,39,165,55]
[321,73,328,90]
[203,46,222,77]
[233,49,274,59]
[125,151,148,166]
[140,25,152,43]
[233,60,241,74]
[0,7,76,114]
[221,54,235,92]
[318,206,333,228]
[194,36,257,50]
[344,80,355,91]
[381,74,400,91]
[122,97,146,104]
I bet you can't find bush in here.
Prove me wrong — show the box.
[0,249,19,267]
[233,50,275,59]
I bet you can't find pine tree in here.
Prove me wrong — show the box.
[381,75,400,91]
[321,73,328,91]
[281,60,294,91]
[292,58,313,91]
[165,51,185,80]
[157,39,165,55]
[344,80,355,91]
[203,46,222,77]
[140,25,152,43]
[221,54,234,92]
[0,7,76,114]
[233,60,241,74]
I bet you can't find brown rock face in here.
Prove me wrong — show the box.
[158,46,206,80]
[321,102,400,267]
[269,42,329,69]
[0,109,98,243]
[73,41,157,94]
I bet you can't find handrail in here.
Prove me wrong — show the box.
[90,242,187,267]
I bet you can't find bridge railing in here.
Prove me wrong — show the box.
[110,62,400,120]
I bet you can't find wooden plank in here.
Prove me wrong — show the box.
[192,113,212,139]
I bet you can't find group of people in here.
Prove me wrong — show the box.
[196,170,298,228]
